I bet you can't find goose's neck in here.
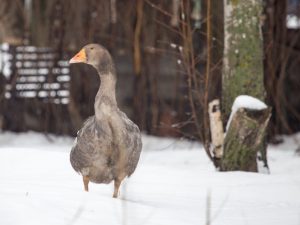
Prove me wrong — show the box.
[95,72,117,116]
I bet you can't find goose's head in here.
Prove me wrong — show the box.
[69,43,114,74]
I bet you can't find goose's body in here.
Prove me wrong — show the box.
[69,44,142,198]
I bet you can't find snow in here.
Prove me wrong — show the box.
[0,131,300,225]
[170,43,177,49]
[226,95,267,131]
[0,44,12,78]
[287,14,300,29]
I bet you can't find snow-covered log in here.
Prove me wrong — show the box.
[221,96,271,172]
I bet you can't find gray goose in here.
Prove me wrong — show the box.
[69,44,142,198]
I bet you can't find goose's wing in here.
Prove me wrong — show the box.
[70,116,113,173]
[118,111,142,176]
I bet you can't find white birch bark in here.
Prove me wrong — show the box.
[208,99,224,159]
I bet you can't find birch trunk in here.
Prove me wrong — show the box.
[208,99,224,167]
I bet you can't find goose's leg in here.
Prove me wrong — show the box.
[113,179,121,198]
[83,175,89,192]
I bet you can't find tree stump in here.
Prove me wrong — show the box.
[221,107,271,172]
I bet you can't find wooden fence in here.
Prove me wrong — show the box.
[0,43,75,134]
[1,44,70,104]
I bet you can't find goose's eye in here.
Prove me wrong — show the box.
[90,47,94,50]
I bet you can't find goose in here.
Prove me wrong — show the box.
[69,44,142,198]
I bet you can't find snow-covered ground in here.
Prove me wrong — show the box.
[0,132,299,225]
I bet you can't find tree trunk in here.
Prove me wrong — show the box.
[0,0,24,44]
[221,107,271,172]
[222,0,265,120]
[220,0,269,172]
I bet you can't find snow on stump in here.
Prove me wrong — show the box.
[221,95,271,172]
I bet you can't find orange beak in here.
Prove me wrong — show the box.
[69,48,87,64]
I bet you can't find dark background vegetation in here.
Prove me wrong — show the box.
[0,0,299,143]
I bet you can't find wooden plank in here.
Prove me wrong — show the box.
[16,77,70,84]
[16,46,52,53]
